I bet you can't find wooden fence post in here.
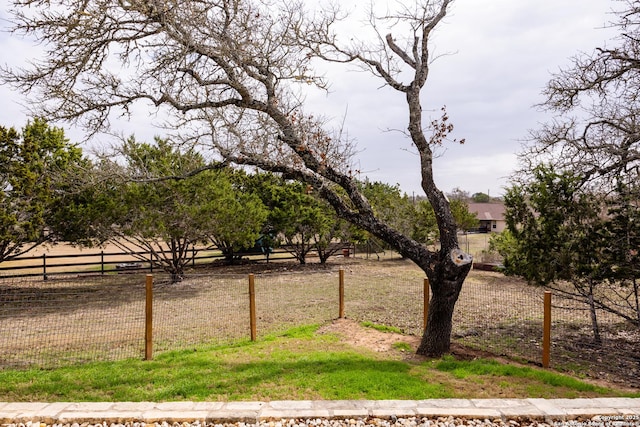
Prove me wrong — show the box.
[424,278,430,331]
[339,269,345,318]
[144,274,153,360]
[543,290,552,368]
[249,274,257,341]
[42,253,48,281]
[100,251,105,276]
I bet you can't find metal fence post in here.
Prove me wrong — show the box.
[144,274,154,360]
[543,290,552,368]
[249,274,257,341]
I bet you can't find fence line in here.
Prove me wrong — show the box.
[0,243,357,280]
[0,274,146,368]
[1,266,638,387]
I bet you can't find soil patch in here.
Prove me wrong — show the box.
[318,317,421,359]
[317,317,500,363]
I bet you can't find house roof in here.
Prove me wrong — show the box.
[468,202,506,221]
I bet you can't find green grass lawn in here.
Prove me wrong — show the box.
[0,324,636,401]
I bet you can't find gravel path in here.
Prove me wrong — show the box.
[1,418,558,427]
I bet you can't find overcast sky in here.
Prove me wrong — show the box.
[0,0,619,197]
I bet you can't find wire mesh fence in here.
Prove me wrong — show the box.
[151,273,249,352]
[450,274,640,388]
[254,270,340,336]
[549,298,640,387]
[451,275,546,363]
[343,262,425,336]
[1,260,638,388]
[0,268,344,369]
[0,274,145,368]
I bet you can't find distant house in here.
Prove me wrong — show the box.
[468,202,506,233]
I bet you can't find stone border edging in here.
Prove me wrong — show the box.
[1,399,639,424]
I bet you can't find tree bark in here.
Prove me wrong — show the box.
[634,278,640,330]
[588,283,602,346]
[418,249,473,356]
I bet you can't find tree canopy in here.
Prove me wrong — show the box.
[496,166,640,340]
[0,118,85,262]
[114,138,268,279]
[56,137,268,281]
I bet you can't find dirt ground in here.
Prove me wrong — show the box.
[317,317,494,363]
[318,317,421,357]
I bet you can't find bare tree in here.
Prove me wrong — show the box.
[524,0,640,187]
[1,0,471,356]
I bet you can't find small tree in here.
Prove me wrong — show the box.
[361,181,420,249]
[48,155,128,246]
[412,199,439,246]
[450,199,479,233]
[252,178,328,265]
[594,181,640,328]
[242,172,354,264]
[499,166,614,343]
[112,139,219,281]
[205,171,269,263]
[471,192,490,203]
[313,218,353,264]
[0,119,85,262]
